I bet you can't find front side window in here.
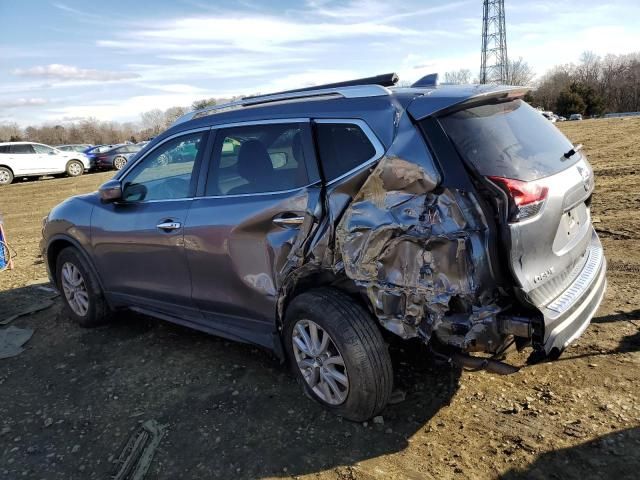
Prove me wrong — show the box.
[314,123,377,181]
[122,132,205,202]
[205,123,309,196]
[9,144,35,154]
[33,144,55,154]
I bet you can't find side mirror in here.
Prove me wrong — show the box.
[99,179,123,203]
[49,151,57,155]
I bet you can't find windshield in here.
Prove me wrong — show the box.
[439,100,578,181]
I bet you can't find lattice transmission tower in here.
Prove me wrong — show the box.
[480,0,508,84]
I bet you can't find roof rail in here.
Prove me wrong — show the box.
[244,72,398,100]
[172,73,398,126]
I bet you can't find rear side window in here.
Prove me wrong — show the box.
[314,123,377,181]
[0,146,9,154]
[439,100,577,181]
[33,144,55,154]
[9,144,35,154]
[206,123,310,196]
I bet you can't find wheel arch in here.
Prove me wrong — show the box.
[277,268,379,332]
[0,164,14,174]
[46,235,106,295]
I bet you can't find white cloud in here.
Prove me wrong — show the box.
[142,83,209,94]
[0,98,48,108]
[10,64,140,82]
[305,0,473,23]
[99,15,421,56]
[41,93,218,123]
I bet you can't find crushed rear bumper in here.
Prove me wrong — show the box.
[539,229,607,354]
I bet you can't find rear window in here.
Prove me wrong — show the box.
[439,100,577,181]
[315,123,377,181]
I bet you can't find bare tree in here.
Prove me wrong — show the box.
[140,109,165,137]
[164,106,188,127]
[192,98,217,110]
[443,69,472,85]
[505,57,535,86]
[0,123,23,142]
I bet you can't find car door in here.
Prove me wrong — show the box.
[91,129,210,320]
[32,144,65,174]
[8,144,38,175]
[184,120,322,346]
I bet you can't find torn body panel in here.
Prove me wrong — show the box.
[335,163,504,352]
[279,111,508,354]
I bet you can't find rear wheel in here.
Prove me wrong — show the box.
[113,156,127,170]
[65,160,84,177]
[284,288,393,421]
[56,247,110,327]
[0,167,13,185]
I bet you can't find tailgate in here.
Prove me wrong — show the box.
[438,99,595,307]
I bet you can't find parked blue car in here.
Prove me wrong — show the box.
[94,144,143,170]
[84,145,115,170]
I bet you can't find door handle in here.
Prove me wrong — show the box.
[273,215,305,227]
[156,221,182,231]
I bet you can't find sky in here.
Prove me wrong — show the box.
[1,0,639,126]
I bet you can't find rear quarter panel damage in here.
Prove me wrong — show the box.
[282,111,506,353]
[336,164,503,350]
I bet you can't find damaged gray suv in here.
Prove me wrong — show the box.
[41,73,607,421]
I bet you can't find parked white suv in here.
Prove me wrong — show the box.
[0,142,90,185]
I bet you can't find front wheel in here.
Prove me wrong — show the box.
[284,288,393,421]
[113,156,127,170]
[56,247,110,327]
[65,160,84,177]
[0,167,13,185]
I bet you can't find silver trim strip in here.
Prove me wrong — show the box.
[119,117,384,202]
[210,118,309,130]
[546,240,604,316]
[547,264,606,349]
[172,85,391,126]
[197,184,318,200]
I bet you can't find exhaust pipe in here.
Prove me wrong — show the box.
[451,352,520,375]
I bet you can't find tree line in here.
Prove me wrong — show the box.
[1,51,638,145]
[530,52,640,117]
[0,98,229,145]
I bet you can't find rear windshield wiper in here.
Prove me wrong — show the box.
[563,143,583,159]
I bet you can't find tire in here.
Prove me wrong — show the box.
[283,288,393,421]
[55,247,110,327]
[65,160,84,177]
[113,156,127,170]
[0,167,14,185]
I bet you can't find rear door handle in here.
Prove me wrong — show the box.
[156,221,182,231]
[273,215,305,227]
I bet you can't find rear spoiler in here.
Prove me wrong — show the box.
[407,85,531,120]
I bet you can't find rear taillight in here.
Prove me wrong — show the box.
[488,176,548,222]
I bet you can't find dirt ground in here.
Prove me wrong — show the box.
[1,118,639,480]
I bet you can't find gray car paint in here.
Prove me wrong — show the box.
[41,84,607,360]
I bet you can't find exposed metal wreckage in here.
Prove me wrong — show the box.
[277,111,509,357]
[335,155,505,354]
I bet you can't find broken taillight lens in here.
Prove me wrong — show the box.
[488,176,548,222]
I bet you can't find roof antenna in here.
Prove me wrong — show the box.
[411,73,439,88]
